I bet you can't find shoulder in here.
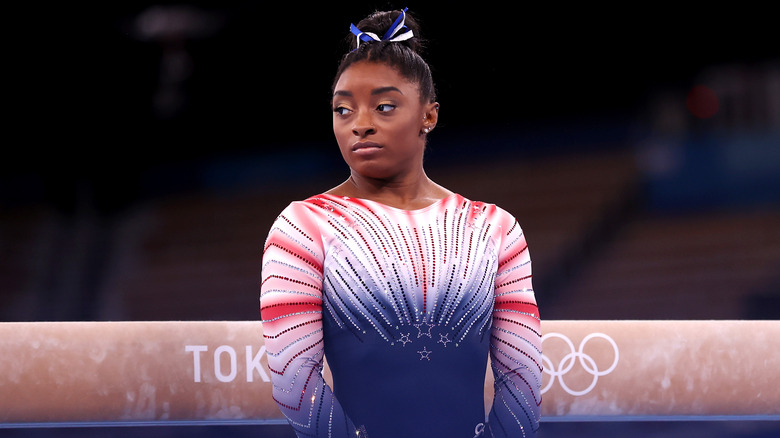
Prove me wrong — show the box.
[267,195,338,238]
[274,194,339,219]
[459,195,518,225]
[491,203,520,229]
[264,196,338,256]
[456,196,523,249]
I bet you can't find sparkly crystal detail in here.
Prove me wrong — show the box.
[261,193,541,436]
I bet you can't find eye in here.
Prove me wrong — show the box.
[333,105,352,116]
[377,103,396,113]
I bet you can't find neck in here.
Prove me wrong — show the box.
[351,164,426,193]
[328,168,451,211]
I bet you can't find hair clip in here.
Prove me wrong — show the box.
[350,7,413,49]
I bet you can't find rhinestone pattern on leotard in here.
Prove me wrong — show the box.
[261,193,541,438]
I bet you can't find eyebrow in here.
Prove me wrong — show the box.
[333,86,404,98]
[371,86,403,96]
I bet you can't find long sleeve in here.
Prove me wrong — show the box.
[486,211,542,437]
[260,202,359,437]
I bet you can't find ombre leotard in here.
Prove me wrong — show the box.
[260,193,541,437]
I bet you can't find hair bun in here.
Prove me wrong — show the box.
[349,9,425,54]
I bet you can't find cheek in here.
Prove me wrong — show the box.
[332,121,350,146]
[332,125,354,161]
[396,116,423,140]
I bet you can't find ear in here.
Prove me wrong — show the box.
[421,102,439,135]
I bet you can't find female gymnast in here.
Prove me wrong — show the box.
[260,8,541,437]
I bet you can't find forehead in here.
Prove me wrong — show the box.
[334,61,420,97]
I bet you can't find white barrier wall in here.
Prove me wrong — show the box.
[0,320,778,425]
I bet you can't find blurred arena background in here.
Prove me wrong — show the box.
[2,2,778,436]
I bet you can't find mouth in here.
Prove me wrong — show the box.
[351,141,383,153]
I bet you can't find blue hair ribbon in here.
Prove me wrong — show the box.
[350,7,413,48]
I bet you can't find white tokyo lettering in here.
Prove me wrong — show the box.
[185,345,208,382]
[540,332,619,396]
[214,345,238,382]
[185,345,271,383]
[246,346,269,382]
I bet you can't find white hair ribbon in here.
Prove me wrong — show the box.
[350,7,413,49]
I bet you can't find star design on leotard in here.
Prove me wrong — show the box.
[438,333,452,347]
[467,204,485,229]
[413,321,435,338]
[417,346,432,361]
[398,332,412,346]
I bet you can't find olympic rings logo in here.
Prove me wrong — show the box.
[540,332,619,396]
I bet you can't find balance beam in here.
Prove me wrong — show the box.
[1,320,777,426]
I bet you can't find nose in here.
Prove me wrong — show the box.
[352,110,376,137]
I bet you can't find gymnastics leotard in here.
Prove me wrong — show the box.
[260,193,541,438]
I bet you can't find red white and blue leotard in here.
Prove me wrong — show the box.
[260,193,541,438]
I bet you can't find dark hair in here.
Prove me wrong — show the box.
[332,9,436,104]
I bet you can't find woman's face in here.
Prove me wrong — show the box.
[332,61,438,182]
